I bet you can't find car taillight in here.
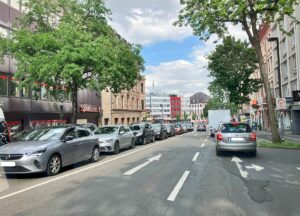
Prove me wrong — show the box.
[250,133,256,141]
[216,132,223,141]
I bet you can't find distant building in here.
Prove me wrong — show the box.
[145,93,171,120]
[181,96,190,120]
[101,77,146,125]
[170,95,181,119]
[189,92,210,120]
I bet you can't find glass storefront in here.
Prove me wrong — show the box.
[0,74,8,96]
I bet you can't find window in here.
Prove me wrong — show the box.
[280,38,287,59]
[10,78,20,97]
[289,29,295,52]
[41,85,48,100]
[281,61,288,79]
[282,84,289,97]
[289,54,297,77]
[0,74,8,96]
[141,83,144,93]
[65,128,77,139]
[77,129,90,138]
[141,100,144,110]
[290,80,297,92]
[21,86,30,98]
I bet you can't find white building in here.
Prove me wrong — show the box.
[189,92,210,120]
[181,96,191,120]
[146,94,171,120]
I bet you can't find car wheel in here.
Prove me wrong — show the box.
[151,135,155,142]
[90,147,100,162]
[46,154,62,176]
[143,137,147,145]
[130,138,136,149]
[250,151,257,157]
[113,142,120,154]
[216,150,222,156]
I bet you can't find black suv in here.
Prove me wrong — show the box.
[130,123,155,145]
[164,124,176,137]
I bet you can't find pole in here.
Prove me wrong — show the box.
[275,38,282,98]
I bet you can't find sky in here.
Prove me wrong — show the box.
[105,0,248,97]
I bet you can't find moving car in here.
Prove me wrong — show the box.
[130,123,155,145]
[152,124,168,140]
[164,124,176,137]
[94,125,135,154]
[174,124,183,135]
[0,126,100,176]
[197,123,206,131]
[215,122,257,157]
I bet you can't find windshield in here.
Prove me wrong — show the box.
[130,125,143,131]
[94,127,119,134]
[220,124,252,133]
[152,124,161,129]
[20,128,66,141]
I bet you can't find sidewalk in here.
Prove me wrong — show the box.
[257,130,300,142]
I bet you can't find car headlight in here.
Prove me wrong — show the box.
[105,139,114,144]
[135,132,143,137]
[25,148,47,156]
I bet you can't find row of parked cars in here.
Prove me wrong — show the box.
[0,122,193,176]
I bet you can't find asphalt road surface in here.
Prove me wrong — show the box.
[0,131,300,216]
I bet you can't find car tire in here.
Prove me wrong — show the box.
[250,151,257,157]
[113,142,120,154]
[216,150,222,156]
[142,137,147,145]
[130,138,136,149]
[151,135,155,143]
[46,154,62,176]
[90,146,100,162]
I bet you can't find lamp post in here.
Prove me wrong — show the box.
[268,37,282,98]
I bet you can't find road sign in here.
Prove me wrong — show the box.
[292,90,300,102]
[276,98,286,110]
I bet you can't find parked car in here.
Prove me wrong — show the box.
[0,125,100,176]
[182,124,188,133]
[0,108,10,146]
[94,125,135,154]
[174,124,183,135]
[83,123,98,132]
[130,123,155,145]
[186,124,193,132]
[215,122,257,157]
[164,124,176,137]
[197,123,206,131]
[152,124,168,140]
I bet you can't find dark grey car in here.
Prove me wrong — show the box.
[0,126,100,176]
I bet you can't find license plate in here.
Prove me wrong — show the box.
[231,137,244,141]
[0,162,16,167]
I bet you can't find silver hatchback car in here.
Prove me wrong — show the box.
[215,122,257,157]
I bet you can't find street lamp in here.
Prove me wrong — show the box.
[268,36,282,98]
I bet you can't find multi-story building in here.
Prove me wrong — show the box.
[170,95,181,119]
[0,0,102,131]
[189,92,210,120]
[145,93,171,120]
[101,78,146,125]
[181,96,190,120]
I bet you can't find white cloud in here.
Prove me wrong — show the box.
[105,0,192,45]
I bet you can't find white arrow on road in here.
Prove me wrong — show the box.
[245,164,264,171]
[123,154,161,176]
[231,156,249,179]
[297,167,300,171]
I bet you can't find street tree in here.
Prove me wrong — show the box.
[208,36,261,106]
[176,0,298,143]
[176,113,181,122]
[192,112,196,120]
[1,0,144,123]
[183,111,189,121]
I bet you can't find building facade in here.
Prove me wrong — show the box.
[189,92,210,120]
[101,78,146,125]
[181,96,191,120]
[170,95,181,119]
[0,0,102,132]
[145,93,171,120]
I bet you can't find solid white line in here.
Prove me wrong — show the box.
[258,138,272,143]
[297,167,300,170]
[194,134,197,137]
[123,161,151,176]
[167,171,190,202]
[0,135,185,201]
[192,152,200,162]
[201,143,205,148]
[204,138,208,142]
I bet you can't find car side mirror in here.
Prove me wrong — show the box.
[63,135,74,142]
[119,131,125,135]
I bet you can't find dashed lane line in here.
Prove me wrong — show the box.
[167,171,190,202]
[192,152,200,162]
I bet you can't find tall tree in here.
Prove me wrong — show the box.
[208,36,261,106]
[183,111,189,121]
[176,0,298,142]
[1,0,144,123]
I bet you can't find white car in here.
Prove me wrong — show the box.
[94,125,135,154]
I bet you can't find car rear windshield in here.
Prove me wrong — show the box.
[130,125,143,131]
[220,124,252,133]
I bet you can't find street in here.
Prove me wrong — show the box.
[0,131,300,216]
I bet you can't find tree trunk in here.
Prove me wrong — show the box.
[253,43,281,143]
[71,80,78,124]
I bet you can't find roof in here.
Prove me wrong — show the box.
[190,92,210,104]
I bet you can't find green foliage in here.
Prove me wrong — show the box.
[192,112,196,120]
[176,113,181,122]
[3,0,144,122]
[208,36,261,105]
[183,111,189,121]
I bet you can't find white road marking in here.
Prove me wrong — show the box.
[245,164,264,171]
[231,156,249,179]
[167,171,190,202]
[123,154,161,176]
[201,143,205,148]
[192,152,200,162]
[194,134,197,137]
[258,138,272,143]
[0,135,187,201]
[297,167,300,170]
[204,138,208,142]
